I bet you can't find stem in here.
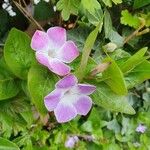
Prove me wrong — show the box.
[123,18,146,44]
[13,0,44,31]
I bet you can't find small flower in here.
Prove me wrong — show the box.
[65,136,79,148]
[31,27,79,76]
[136,124,147,133]
[44,74,96,123]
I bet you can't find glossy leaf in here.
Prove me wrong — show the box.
[103,57,127,95]
[121,47,148,73]
[0,137,19,150]
[28,64,58,115]
[0,58,19,100]
[75,23,100,81]
[92,82,135,114]
[125,60,150,89]
[4,28,35,79]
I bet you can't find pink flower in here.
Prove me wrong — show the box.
[31,27,79,76]
[44,74,96,123]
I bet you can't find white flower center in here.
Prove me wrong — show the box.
[61,86,79,106]
[48,50,56,58]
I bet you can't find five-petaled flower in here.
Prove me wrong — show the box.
[44,74,96,123]
[31,27,79,76]
[136,124,147,133]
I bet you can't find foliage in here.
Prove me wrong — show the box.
[0,0,150,149]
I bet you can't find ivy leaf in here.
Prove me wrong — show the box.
[56,0,80,21]
[0,137,19,150]
[121,10,140,29]
[92,82,135,115]
[0,58,19,100]
[28,64,58,115]
[4,28,36,79]
[102,57,127,95]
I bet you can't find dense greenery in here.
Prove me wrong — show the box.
[0,0,150,149]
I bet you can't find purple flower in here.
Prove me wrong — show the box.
[44,74,96,123]
[31,27,79,76]
[136,124,147,133]
[65,136,79,148]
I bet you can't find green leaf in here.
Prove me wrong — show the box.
[101,0,112,7]
[121,47,148,73]
[0,137,19,150]
[112,0,122,5]
[0,10,9,38]
[4,28,35,79]
[104,10,124,46]
[125,60,150,89]
[34,1,54,21]
[133,0,150,9]
[104,9,113,39]
[81,0,103,26]
[121,10,140,29]
[28,64,58,115]
[103,57,127,95]
[67,25,101,52]
[75,23,100,81]
[92,82,135,114]
[0,58,19,100]
[56,0,80,21]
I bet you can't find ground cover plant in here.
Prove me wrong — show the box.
[0,0,150,149]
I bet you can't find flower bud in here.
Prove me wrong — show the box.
[103,42,117,52]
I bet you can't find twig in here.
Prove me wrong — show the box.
[123,18,145,44]
[13,0,44,31]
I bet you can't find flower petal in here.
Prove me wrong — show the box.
[31,30,49,51]
[47,27,66,49]
[36,51,49,67]
[74,95,92,116]
[48,59,70,76]
[57,41,79,63]
[44,89,62,111]
[77,84,96,95]
[56,74,78,89]
[54,103,77,123]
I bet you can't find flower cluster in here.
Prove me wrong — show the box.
[2,0,16,17]
[31,27,96,123]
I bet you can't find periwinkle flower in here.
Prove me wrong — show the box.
[31,27,79,76]
[65,136,79,148]
[44,74,96,123]
[136,124,147,133]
